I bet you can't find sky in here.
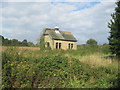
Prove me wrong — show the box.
[1,0,117,45]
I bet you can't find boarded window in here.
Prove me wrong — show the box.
[56,42,58,49]
[59,43,61,49]
[47,42,50,47]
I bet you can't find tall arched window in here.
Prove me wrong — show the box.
[68,43,70,49]
[59,43,61,49]
[71,44,73,49]
[56,42,58,49]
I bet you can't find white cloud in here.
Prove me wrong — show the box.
[2,2,116,44]
[3,0,117,2]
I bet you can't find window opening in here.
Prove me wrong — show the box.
[69,43,70,49]
[47,42,50,47]
[56,42,58,49]
[59,43,61,49]
[71,43,73,49]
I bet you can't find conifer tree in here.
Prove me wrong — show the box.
[108,1,120,57]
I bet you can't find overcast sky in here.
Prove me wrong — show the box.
[1,0,117,45]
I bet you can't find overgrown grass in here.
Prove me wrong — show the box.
[2,45,119,88]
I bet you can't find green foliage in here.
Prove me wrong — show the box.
[39,28,51,50]
[40,36,46,50]
[2,46,119,88]
[108,1,120,57]
[66,45,108,57]
[28,42,34,47]
[1,35,37,47]
[86,39,97,46]
[21,39,28,46]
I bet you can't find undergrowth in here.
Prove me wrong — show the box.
[2,45,119,88]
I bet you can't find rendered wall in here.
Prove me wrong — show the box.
[53,40,77,50]
[44,35,77,50]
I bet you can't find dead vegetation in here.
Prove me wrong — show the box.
[2,46,40,51]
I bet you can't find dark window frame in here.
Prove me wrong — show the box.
[56,42,58,49]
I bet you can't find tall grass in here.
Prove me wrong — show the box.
[79,54,118,67]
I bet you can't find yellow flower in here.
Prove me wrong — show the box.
[33,71,35,74]
[25,55,27,57]
[2,85,4,87]
[23,66,25,68]
[17,64,20,67]
[11,63,14,66]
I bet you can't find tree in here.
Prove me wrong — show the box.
[22,39,28,46]
[103,43,107,46]
[40,36,45,50]
[86,39,97,46]
[4,38,9,46]
[0,35,3,46]
[108,1,120,57]
[39,28,47,50]
[28,42,34,47]
[11,39,19,46]
[0,35,4,40]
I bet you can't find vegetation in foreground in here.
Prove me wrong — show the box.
[2,45,119,88]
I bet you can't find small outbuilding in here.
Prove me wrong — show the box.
[42,26,77,50]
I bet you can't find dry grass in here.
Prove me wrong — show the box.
[79,54,118,68]
[2,46,40,51]
[66,52,118,69]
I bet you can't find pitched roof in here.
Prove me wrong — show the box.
[44,29,77,42]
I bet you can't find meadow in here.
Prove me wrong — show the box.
[2,45,119,88]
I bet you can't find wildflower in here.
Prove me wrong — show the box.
[33,71,35,74]
[17,64,20,67]
[2,85,4,87]
[23,65,25,68]
[25,55,27,57]
[54,74,56,76]
[11,63,13,66]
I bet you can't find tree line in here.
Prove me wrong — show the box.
[0,35,39,47]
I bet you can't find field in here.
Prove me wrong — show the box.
[2,45,119,88]
[2,46,40,51]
